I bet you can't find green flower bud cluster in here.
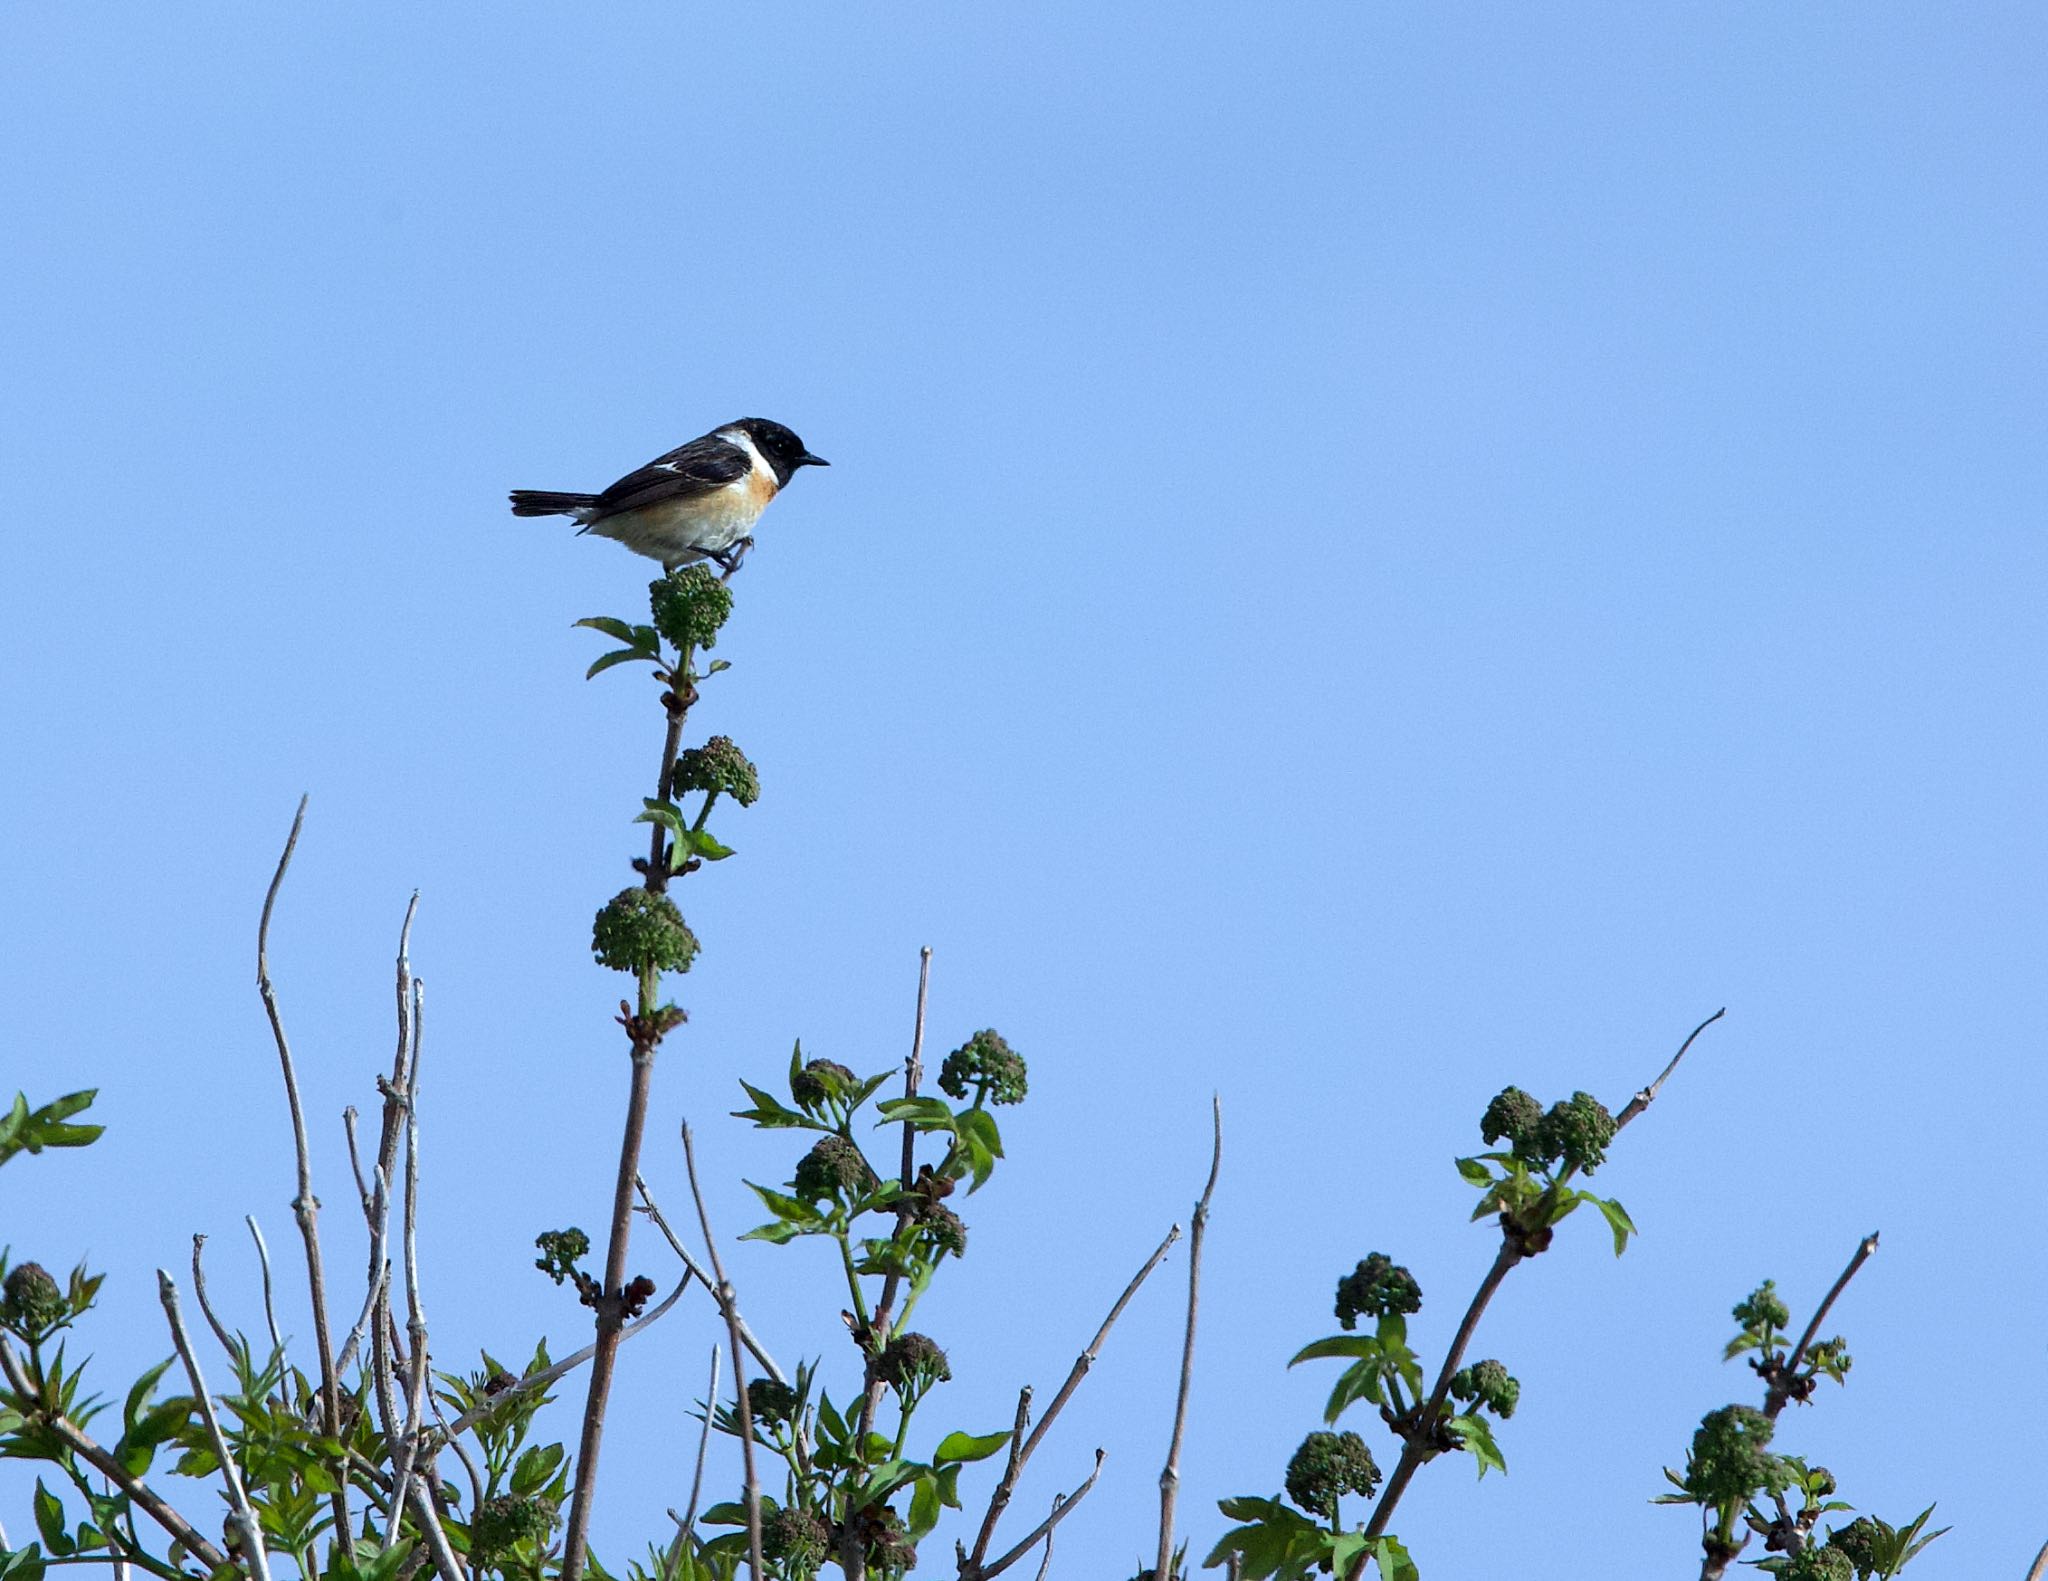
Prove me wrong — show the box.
[909,1198,968,1259]
[1824,1518,1880,1576]
[747,1377,800,1427]
[1283,1430,1381,1519]
[672,736,760,806]
[591,888,699,976]
[1776,1548,1854,1581]
[790,1059,856,1111]
[762,1505,831,1574]
[1334,1254,1422,1330]
[876,1332,951,1394]
[794,1135,878,1201]
[854,1507,917,1575]
[937,1030,1028,1106]
[0,1262,63,1340]
[1805,1336,1853,1381]
[1682,1405,1793,1505]
[1478,1086,1617,1175]
[1449,1358,1520,1419]
[470,1494,557,1562]
[533,1228,590,1286]
[650,566,733,653]
[1734,1281,1791,1333]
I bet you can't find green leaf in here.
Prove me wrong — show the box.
[33,1483,68,1555]
[1289,1335,1382,1366]
[707,659,732,675]
[511,1443,565,1497]
[907,1472,942,1538]
[1454,1155,1494,1187]
[675,827,736,862]
[875,1097,955,1129]
[739,1221,802,1245]
[933,1429,1011,1465]
[0,1545,47,1581]
[1322,1358,1387,1424]
[1590,1195,1636,1257]
[731,1081,822,1131]
[574,616,643,644]
[1373,1535,1419,1581]
[586,648,650,680]
[1447,1412,1507,1478]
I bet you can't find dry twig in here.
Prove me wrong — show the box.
[633,1173,782,1382]
[684,1122,763,1581]
[158,1271,274,1581]
[255,796,354,1557]
[1156,1096,1223,1580]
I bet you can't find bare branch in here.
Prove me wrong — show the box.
[255,796,353,1556]
[963,1387,1033,1577]
[684,1122,763,1581]
[158,1271,273,1581]
[189,1235,239,1360]
[441,1278,686,1440]
[1021,1223,1181,1468]
[2025,1536,2048,1581]
[1157,1095,1223,1581]
[244,1216,283,1356]
[1614,1008,1725,1132]
[966,1223,1179,1576]
[980,1451,1104,1581]
[684,1346,722,1531]
[633,1173,781,1382]
[335,1166,392,1379]
[0,1336,228,1572]
[1767,1233,1880,1420]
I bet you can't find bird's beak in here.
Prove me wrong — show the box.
[797,452,830,468]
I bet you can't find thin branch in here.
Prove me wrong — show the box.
[0,1337,228,1572]
[335,1166,393,1379]
[2025,1537,2048,1581]
[1156,1095,1223,1581]
[345,1107,372,1216]
[440,1278,686,1440]
[684,1346,722,1530]
[1020,1223,1181,1468]
[962,1387,1033,1578]
[967,1224,1180,1576]
[1766,1233,1880,1420]
[860,948,936,1439]
[255,796,353,1556]
[980,1451,1104,1581]
[244,1217,283,1356]
[561,1043,661,1581]
[390,981,439,1555]
[633,1173,781,1382]
[158,1271,273,1581]
[1614,1008,1725,1132]
[189,1236,240,1360]
[684,1122,763,1581]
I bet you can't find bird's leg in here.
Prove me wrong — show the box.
[709,537,753,579]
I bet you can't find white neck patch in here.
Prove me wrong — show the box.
[718,426,778,487]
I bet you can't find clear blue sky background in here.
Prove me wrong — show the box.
[5,5,2043,1577]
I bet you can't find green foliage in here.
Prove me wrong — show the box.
[1333,1254,1422,1329]
[534,1228,590,1286]
[0,1092,102,1170]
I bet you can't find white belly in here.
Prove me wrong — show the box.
[592,472,775,564]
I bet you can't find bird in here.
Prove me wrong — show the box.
[510,418,828,574]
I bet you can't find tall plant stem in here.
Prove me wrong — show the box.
[561,642,700,1581]
[858,948,934,1443]
[1156,1096,1223,1581]
[256,796,353,1559]
[560,1043,659,1581]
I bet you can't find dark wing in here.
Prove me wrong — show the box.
[590,435,750,518]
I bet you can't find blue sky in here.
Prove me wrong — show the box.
[4,4,2044,1577]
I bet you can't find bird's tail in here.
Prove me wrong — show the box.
[508,489,600,518]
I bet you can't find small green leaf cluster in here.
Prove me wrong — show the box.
[1457,1086,1635,1258]
[1806,1508,1948,1580]
[0,1091,102,1170]
[1205,1497,1417,1581]
[436,1344,575,1579]
[1679,1405,1793,1505]
[591,887,699,977]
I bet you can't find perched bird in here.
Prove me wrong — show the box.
[510,418,828,573]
